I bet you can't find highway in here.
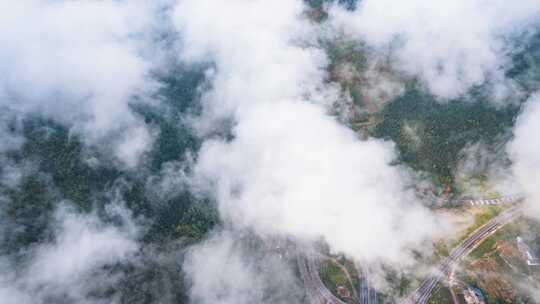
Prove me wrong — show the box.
[298,195,523,304]
[298,252,347,304]
[404,206,522,304]
[300,253,379,304]
[358,266,378,304]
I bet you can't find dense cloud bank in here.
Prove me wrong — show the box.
[331,0,540,100]
[508,93,540,218]
[175,0,446,267]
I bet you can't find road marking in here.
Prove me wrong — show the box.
[403,206,522,304]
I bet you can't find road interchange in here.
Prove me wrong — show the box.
[298,195,523,304]
[298,252,347,304]
[403,205,522,304]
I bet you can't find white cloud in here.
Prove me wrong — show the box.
[0,0,163,167]
[0,205,138,304]
[331,0,540,99]
[508,93,540,218]
[184,231,303,304]
[145,157,193,201]
[173,0,335,131]
[184,232,265,304]
[195,100,443,264]
[29,206,137,285]
[454,142,518,197]
[0,111,23,154]
[174,0,447,267]
[113,123,155,169]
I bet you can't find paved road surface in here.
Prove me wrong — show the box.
[298,253,347,304]
[404,206,522,304]
[358,266,378,304]
[298,195,523,304]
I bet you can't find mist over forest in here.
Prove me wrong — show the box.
[1,1,540,303]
